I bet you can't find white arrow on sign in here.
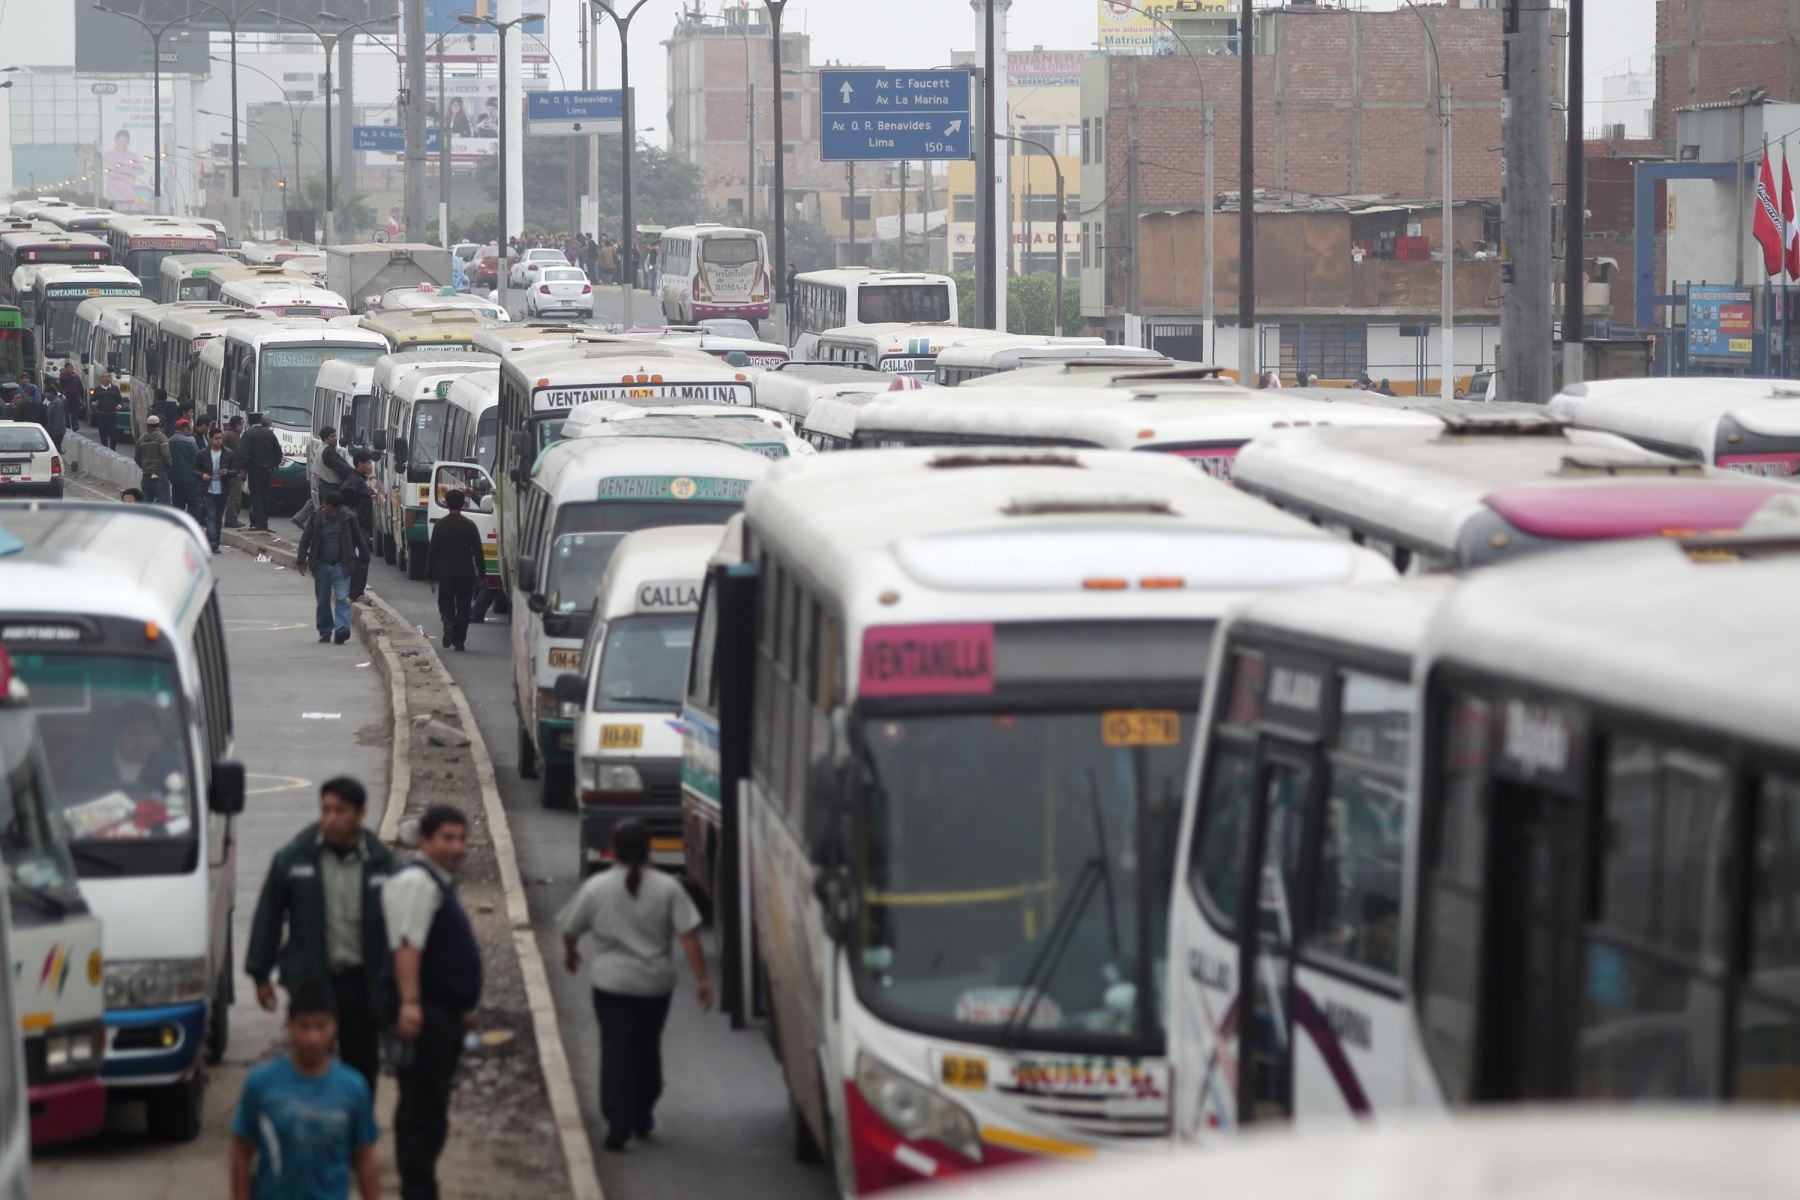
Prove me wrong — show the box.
[944,119,963,137]
[838,80,855,105]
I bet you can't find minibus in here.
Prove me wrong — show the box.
[749,362,893,431]
[373,284,507,324]
[813,322,974,378]
[932,340,1164,387]
[656,223,773,325]
[370,353,498,576]
[1550,377,1800,477]
[567,412,812,459]
[312,360,378,455]
[30,265,141,378]
[71,295,152,418]
[104,216,218,293]
[197,263,312,302]
[218,277,349,318]
[358,307,491,355]
[789,268,957,354]
[141,305,267,430]
[158,253,240,304]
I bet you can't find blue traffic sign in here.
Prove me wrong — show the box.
[527,89,625,136]
[352,125,404,152]
[820,69,973,162]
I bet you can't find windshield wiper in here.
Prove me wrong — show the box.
[605,694,681,708]
[9,875,69,917]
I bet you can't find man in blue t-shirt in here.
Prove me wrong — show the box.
[231,986,380,1200]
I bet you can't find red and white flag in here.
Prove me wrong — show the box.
[1753,148,1784,278]
[1784,151,1800,279]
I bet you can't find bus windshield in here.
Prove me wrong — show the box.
[853,706,1189,1050]
[475,410,498,473]
[42,297,83,357]
[177,279,209,302]
[594,615,695,710]
[0,706,80,902]
[545,501,738,614]
[259,345,382,428]
[859,284,951,325]
[410,399,447,466]
[701,238,761,266]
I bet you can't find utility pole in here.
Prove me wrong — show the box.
[1237,0,1255,381]
[899,160,908,270]
[847,162,857,262]
[1561,0,1585,388]
[1501,0,1554,404]
[978,0,997,328]
[404,0,427,239]
[1126,111,1140,341]
[765,0,789,326]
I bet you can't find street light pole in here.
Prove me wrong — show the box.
[93,5,185,210]
[190,1,247,204]
[1404,1,1454,400]
[261,10,338,242]
[764,1,789,323]
[594,0,652,325]
[459,11,543,313]
[1004,133,1063,336]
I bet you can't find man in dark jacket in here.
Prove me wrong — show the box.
[340,451,378,603]
[245,776,397,1096]
[198,427,238,552]
[221,415,246,526]
[43,387,67,452]
[297,489,371,645]
[12,372,45,427]
[239,414,283,532]
[90,372,123,451]
[150,386,180,432]
[134,413,173,505]
[426,489,487,652]
[168,418,202,521]
[57,361,85,428]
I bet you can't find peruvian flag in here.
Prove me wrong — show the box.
[1754,148,1785,277]
[1785,152,1800,279]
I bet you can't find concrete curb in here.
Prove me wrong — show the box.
[60,429,142,492]
[373,633,412,844]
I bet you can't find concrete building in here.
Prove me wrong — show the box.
[1600,69,1655,139]
[1654,0,1800,142]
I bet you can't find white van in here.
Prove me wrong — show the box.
[559,525,720,876]
[369,353,499,578]
[511,438,772,809]
[0,502,245,1142]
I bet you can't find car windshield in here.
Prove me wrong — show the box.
[0,706,80,898]
[854,707,1189,1050]
[594,615,695,710]
[858,284,951,324]
[259,344,382,428]
[0,427,48,452]
[544,500,737,614]
[8,652,198,857]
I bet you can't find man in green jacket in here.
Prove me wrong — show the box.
[245,777,396,1095]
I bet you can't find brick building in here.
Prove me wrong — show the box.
[1655,0,1800,142]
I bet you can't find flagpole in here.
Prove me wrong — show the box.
[1784,134,1791,378]
[1772,133,1778,378]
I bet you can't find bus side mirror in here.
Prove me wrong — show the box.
[209,760,247,816]
[518,554,538,592]
[553,672,585,707]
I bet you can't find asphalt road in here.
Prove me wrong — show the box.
[359,549,835,1200]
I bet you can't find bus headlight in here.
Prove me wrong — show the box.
[43,1024,105,1073]
[855,1051,982,1163]
[104,958,209,1008]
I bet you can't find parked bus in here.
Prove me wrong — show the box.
[437,370,506,606]
[312,360,378,457]
[0,640,108,1147]
[218,277,349,318]
[1412,531,1800,1108]
[813,322,982,379]
[0,232,109,302]
[656,224,773,326]
[704,447,1395,1192]
[513,438,770,809]
[0,503,244,1142]
[443,368,502,476]
[1549,377,1800,477]
[71,295,152,426]
[103,216,219,294]
[197,263,313,303]
[141,305,267,429]
[1233,417,1794,574]
[358,307,490,355]
[42,207,115,234]
[369,353,498,577]
[154,255,236,304]
[933,340,1165,387]
[563,524,721,875]
[30,264,142,377]
[789,268,958,355]
[0,871,24,1197]
[1169,576,1455,1141]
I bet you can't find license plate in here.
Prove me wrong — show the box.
[0,464,21,475]
[547,648,582,671]
[1101,710,1181,747]
[601,724,643,750]
[940,1055,988,1090]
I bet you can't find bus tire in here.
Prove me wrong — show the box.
[381,529,395,565]
[540,761,574,810]
[147,1072,205,1143]
[517,719,539,780]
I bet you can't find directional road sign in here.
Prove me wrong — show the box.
[352,126,405,153]
[820,69,973,162]
[527,90,626,137]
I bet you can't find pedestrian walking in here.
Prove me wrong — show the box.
[134,413,173,505]
[91,372,123,451]
[341,451,377,603]
[599,238,616,286]
[382,805,481,1200]
[241,414,283,531]
[425,488,485,651]
[169,418,203,521]
[230,985,380,1200]
[222,415,247,527]
[245,777,397,1098]
[784,261,798,331]
[198,428,238,553]
[559,820,711,1152]
[43,384,67,452]
[57,361,85,428]
[294,426,350,530]
[296,490,370,645]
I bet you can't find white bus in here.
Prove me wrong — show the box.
[372,284,508,324]
[813,322,982,379]
[512,438,770,809]
[789,268,957,355]
[71,294,152,417]
[750,362,894,430]
[1549,377,1800,477]
[143,305,268,429]
[1233,418,1792,574]
[933,340,1165,387]
[852,382,1437,481]
[0,232,110,306]
[656,223,773,326]
[1169,576,1454,1141]
[312,359,378,465]
[30,265,143,378]
[1411,530,1800,1108]
[630,327,790,368]
[0,502,244,1142]
[358,307,491,355]
[444,368,502,477]
[41,206,114,234]
[218,277,349,318]
[198,263,313,303]
[103,215,218,294]
[0,872,23,1199]
[369,353,498,578]
[158,254,240,304]
[562,524,721,875]
[567,412,813,460]
[0,639,108,1148]
[958,361,1224,392]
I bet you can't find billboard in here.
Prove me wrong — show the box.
[1096,0,1231,54]
[1008,51,1087,89]
[358,77,506,161]
[1687,284,1755,361]
[96,90,165,213]
[74,11,209,75]
[419,0,549,62]
[424,0,543,36]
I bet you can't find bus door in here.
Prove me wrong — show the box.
[428,462,500,586]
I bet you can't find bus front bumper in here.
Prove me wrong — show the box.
[29,1074,106,1146]
[537,717,575,765]
[579,757,684,870]
[102,1001,207,1087]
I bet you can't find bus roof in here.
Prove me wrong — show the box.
[597,525,726,622]
[1233,421,1791,551]
[357,307,488,345]
[509,340,745,387]
[657,223,764,240]
[1423,531,1800,752]
[159,253,239,277]
[933,338,1158,373]
[0,231,108,252]
[374,286,506,319]
[0,501,212,626]
[629,329,788,363]
[801,393,888,442]
[222,319,388,350]
[372,354,495,399]
[470,321,611,357]
[445,370,501,414]
[219,278,346,303]
[794,267,954,287]
[314,358,376,394]
[531,435,774,501]
[961,360,1228,391]
[752,363,894,418]
[151,304,268,340]
[569,413,811,458]
[75,294,154,332]
[561,399,795,437]
[1224,574,1457,663]
[205,264,312,288]
[1549,377,1800,455]
[104,215,217,240]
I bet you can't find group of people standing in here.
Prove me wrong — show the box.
[131,408,286,550]
[3,361,112,451]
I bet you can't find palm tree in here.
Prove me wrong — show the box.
[299,176,376,240]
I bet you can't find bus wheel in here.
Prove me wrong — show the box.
[381,529,396,565]
[406,540,428,581]
[540,761,574,810]
[516,720,539,780]
[147,1072,205,1143]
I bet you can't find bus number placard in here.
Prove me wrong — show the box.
[1101,710,1180,747]
[600,724,643,750]
[939,1055,988,1090]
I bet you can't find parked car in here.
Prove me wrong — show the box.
[0,420,63,498]
[475,243,501,289]
[526,267,594,318]
[509,247,570,288]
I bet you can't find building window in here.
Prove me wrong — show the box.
[952,252,976,273]
[1020,123,1060,155]
[842,194,871,222]
[1066,124,1083,162]
[952,194,977,223]
[1092,117,1104,166]
[1081,118,1091,165]
[1278,323,1369,383]
[1021,193,1062,223]
[727,197,744,219]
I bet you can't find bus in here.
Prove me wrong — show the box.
[157,254,249,303]
[71,295,152,421]
[0,640,108,1147]
[656,224,773,326]
[312,360,378,457]
[0,503,244,1143]
[1232,417,1794,574]
[443,369,502,477]
[704,447,1395,1192]
[237,238,317,266]
[198,263,314,302]
[103,216,219,294]
[852,382,1438,481]
[631,327,790,367]
[789,268,958,355]
[1549,377,1800,477]
[358,307,491,355]
[813,322,982,379]
[0,307,26,401]
[0,232,109,301]
[30,265,142,378]
[801,392,892,452]
[0,872,23,1197]
[369,353,498,577]
[750,362,893,430]
[564,524,722,875]
[143,305,267,429]
[562,399,801,442]
[513,438,770,809]
[566,412,813,460]
[1411,530,1800,1109]
[933,342,1167,387]
[372,284,508,324]
[471,320,622,360]
[218,277,349,318]
[42,207,115,234]
[1169,576,1455,1141]
[958,361,1225,392]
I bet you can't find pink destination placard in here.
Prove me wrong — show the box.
[860,623,996,698]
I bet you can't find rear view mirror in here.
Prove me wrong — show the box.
[527,593,549,615]
[553,672,586,706]
[518,554,538,592]
[373,429,387,452]
[209,761,247,816]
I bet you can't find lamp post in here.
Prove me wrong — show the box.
[93,4,188,211]
[591,0,652,325]
[205,56,321,218]
[319,12,414,238]
[763,1,789,322]
[1404,0,1454,401]
[1003,133,1063,336]
[259,9,338,242]
[186,1,249,205]
[739,16,755,228]
[459,10,543,315]
[202,107,309,235]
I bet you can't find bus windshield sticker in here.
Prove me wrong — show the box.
[597,475,750,502]
[860,623,995,698]
[635,579,702,612]
[1495,696,1587,794]
[1168,445,1241,481]
[1100,709,1180,747]
[953,988,1062,1030]
[938,1054,989,1090]
[1718,452,1800,477]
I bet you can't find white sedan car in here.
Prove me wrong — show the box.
[0,420,62,498]
[509,247,570,288]
[526,266,594,318]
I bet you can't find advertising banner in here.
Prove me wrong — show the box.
[1096,0,1230,54]
[420,0,548,62]
[1687,284,1755,360]
[98,90,163,213]
[1008,51,1087,89]
[359,77,504,161]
